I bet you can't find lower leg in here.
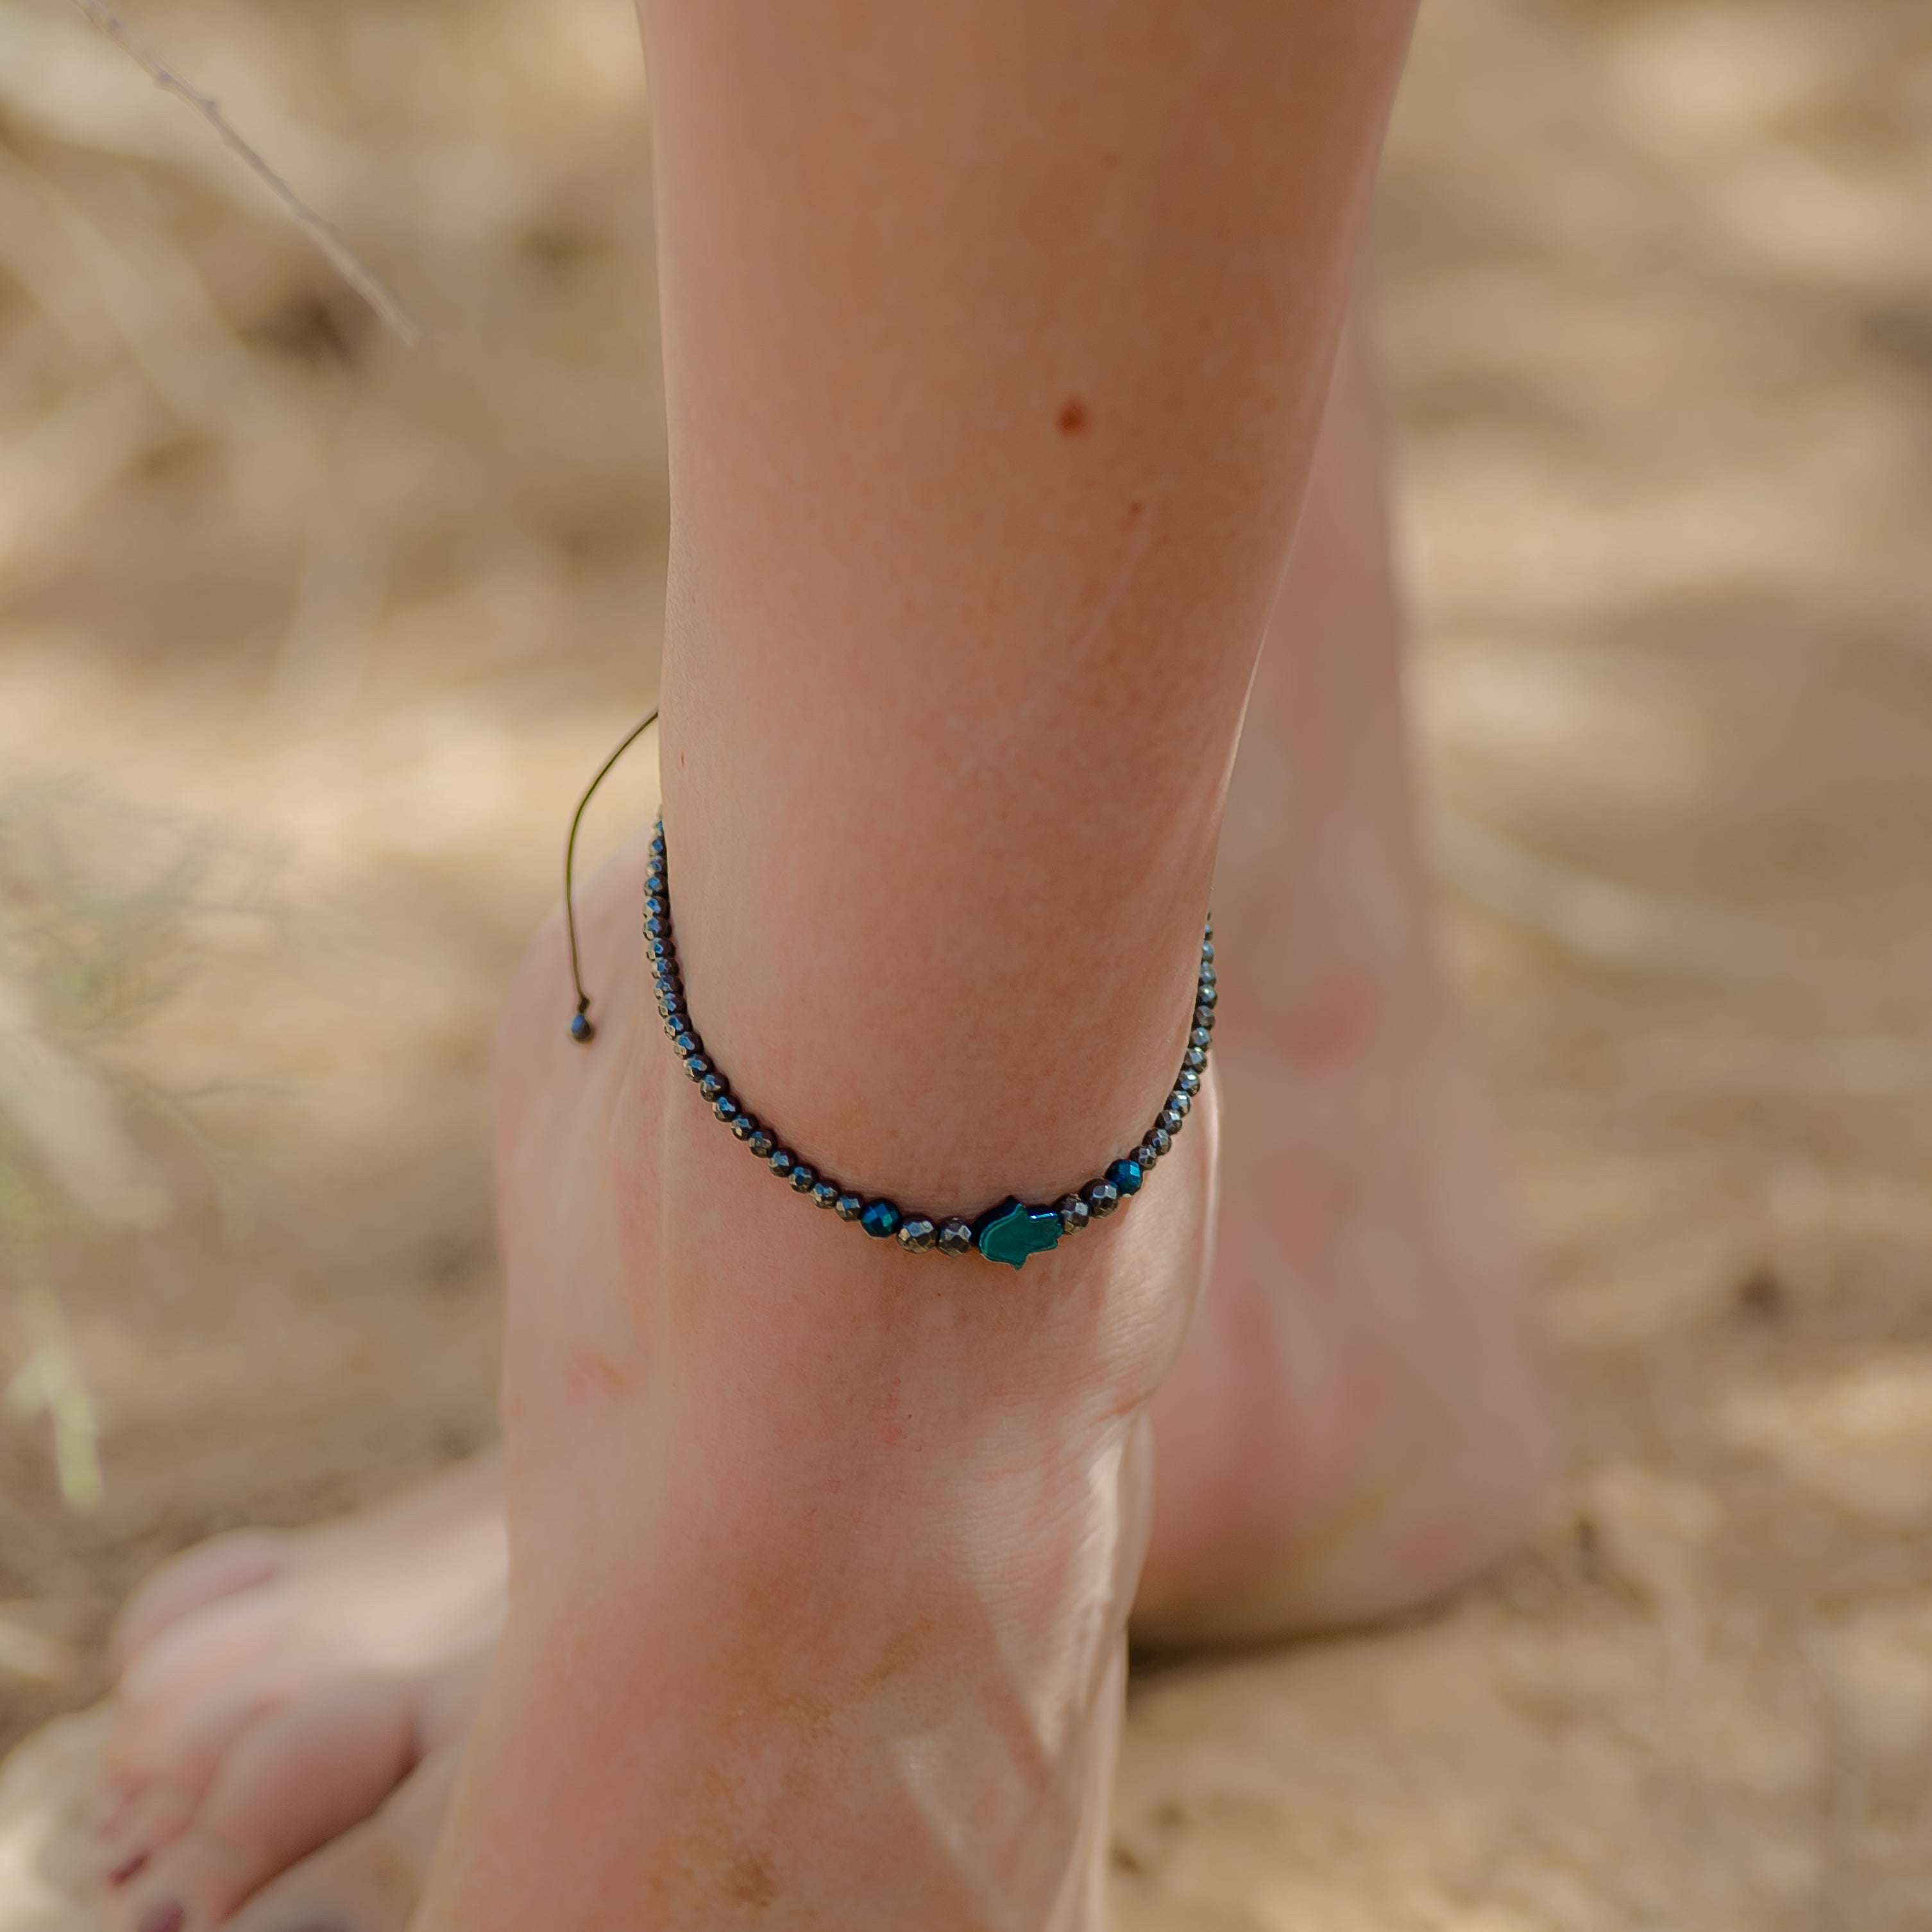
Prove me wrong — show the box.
[419,3,1414,1926]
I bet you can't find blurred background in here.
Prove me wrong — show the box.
[0,0,1929,1923]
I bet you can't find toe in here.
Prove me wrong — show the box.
[106,1681,416,1932]
[112,1534,291,1673]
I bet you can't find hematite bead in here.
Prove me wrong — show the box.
[897,1216,937,1253]
[714,1096,741,1124]
[672,1031,701,1059]
[749,1128,777,1159]
[835,1192,865,1222]
[790,1163,818,1193]
[1194,1004,1216,1031]
[731,1113,759,1142]
[812,1179,841,1210]
[1198,963,1216,986]
[1176,1067,1202,1096]
[1147,1126,1173,1158]
[644,915,667,938]
[1057,1194,1091,1235]
[1158,1106,1184,1137]
[936,1218,974,1256]
[769,1149,795,1179]
[860,1199,902,1240]
[1167,1090,1191,1119]
[684,1055,712,1083]
[699,1073,727,1103]
[1133,1142,1160,1168]
[647,936,672,963]
[1190,1026,1212,1051]
[1085,1178,1122,1216]
[1105,1159,1142,1196]
[643,897,665,920]
[1201,940,1214,962]
[1184,1046,1207,1073]
[1195,982,1218,1008]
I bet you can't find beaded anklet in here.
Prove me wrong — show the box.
[560,715,1216,1271]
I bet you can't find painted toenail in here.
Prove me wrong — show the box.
[106,1847,149,1886]
[137,1902,185,1932]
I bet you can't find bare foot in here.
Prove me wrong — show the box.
[94,319,1550,1929]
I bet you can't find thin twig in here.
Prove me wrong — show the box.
[62,0,423,347]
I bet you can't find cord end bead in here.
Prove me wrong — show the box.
[570,1010,594,1044]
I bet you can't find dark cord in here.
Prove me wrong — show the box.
[564,708,659,1042]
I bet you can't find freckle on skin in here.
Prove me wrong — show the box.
[1056,398,1089,436]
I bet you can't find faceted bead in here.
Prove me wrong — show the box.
[1105,1159,1142,1197]
[1148,1126,1173,1158]
[569,1012,594,1043]
[643,896,666,920]
[1194,1004,1216,1031]
[1183,1046,1207,1073]
[1158,1106,1184,1137]
[684,1055,712,1083]
[672,1031,702,1060]
[812,1180,841,1210]
[1084,1178,1122,1217]
[1195,982,1218,1008]
[1133,1142,1160,1168]
[769,1149,795,1179]
[1167,1090,1191,1118]
[936,1218,975,1256]
[835,1192,865,1222]
[647,936,673,963]
[1176,1067,1201,1096]
[1201,940,1215,962]
[645,869,664,890]
[699,1073,727,1103]
[714,1096,741,1124]
[1057,1194,1091,1235]
[749,1129,777,1159]
[897,1217,937,1253]
[790,1163,818,1194]
[1198,963,1216,987]
[1189,1027,1212,1052]
[731,1113,759,1142]
[644,915,667,938]
[860,1199,902,1240]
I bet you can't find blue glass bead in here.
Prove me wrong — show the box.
[897,1217,937,1253]
[1177,1067,1201,1096]
[1057,1194,1091,1235]
[569,1011,594,1043]
[770,1149,795,1179]
[731,1114,759,1142]
[684,1055,712,1083]
[974,1198,1062,1270]
[672,1031,701,1059]
[749,1129,777,1159]
[790,1163,818,1193]
[1106,1159,1143,1196]
[860,1199,902,1240]
[1084,1178,1121,1217]
[936,1217,974,1256]
[813,1180,841,1210]
[835,1192,865,1222]
[699,1073,727,1103]
[1148,1126,1173,1158]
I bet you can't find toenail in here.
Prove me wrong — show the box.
[106,1847,149,1886]
[137,1902,185,1932]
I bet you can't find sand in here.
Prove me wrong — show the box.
[0,0,1929,1922]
